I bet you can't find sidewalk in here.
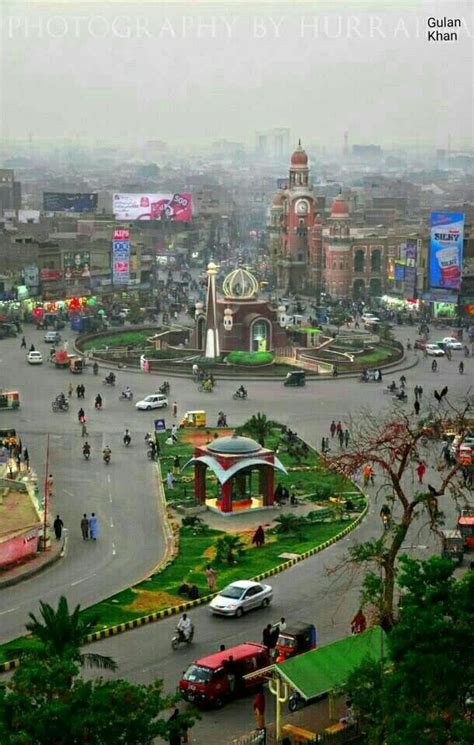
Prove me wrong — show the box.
[0,533,65,590]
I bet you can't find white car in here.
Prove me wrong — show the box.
[209,580,273,618]
[135,394,168,411]
[27,350,43,364]
[441,337,463,350]
[361,313,380,323]
[425,344,445,357]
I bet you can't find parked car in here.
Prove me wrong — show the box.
[44,331,61,343]
[425,344,445,357]
[27,351,43,365]
[135,394,168,411]
[209,580,273,617]
[440,336,463,350]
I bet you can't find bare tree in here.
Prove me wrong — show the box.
[327,399,471,631]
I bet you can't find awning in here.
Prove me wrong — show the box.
[274,627,385,700]
[181,455,287,485]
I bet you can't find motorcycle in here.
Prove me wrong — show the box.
[171,625,194,650]
[119,391,133,401]
[103,451,111,465]
[392,393,408,404]
[83,447,91,461]
[233,390,248,400]
[52,400,69,413]
[123,435,131,447]
[158,381,170,395]
[198,382,214,393]
[103,376,116,387]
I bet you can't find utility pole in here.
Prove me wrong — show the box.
[39,433,51,551]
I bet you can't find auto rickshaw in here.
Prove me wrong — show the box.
[274,622,317,663]
[0,390,20,410]
[440,529,464,565]
[283,371,306,387]
[70,357,84,374]
[179,410,206,428]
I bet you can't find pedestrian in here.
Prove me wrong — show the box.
[362,464,373,487]
[205,565,216,592]
[321,436,326,453]
[344,429,350,447]
[81,421,89,437]
[20,336,26,349]
[81,384,85,398]
[23,447,29,469]
[336,421,342,436]
[338,429,344,448]
[68,383,74,398]
[262,623,273,652]
[330,420,336,438]
[167,708,182,745]
[224,656,236,695]
[171,423,178,437]
[172,401,178,417]
[414,400,420,416]
[89,513,98,540]
[252,525,265,548]
[47,474,54,497]
[53,514,64,540]
[76,384,81,398]
[253,687,266,730]
[173,455,180,475]
[414,385,419,401]
[276,617,287,632]
[29,343,35,352]
[166,470,174,490]
[416,461,427,484]
[418,385,423,400]
[81,513,89,540]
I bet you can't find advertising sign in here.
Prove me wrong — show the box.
[403,239,417,299]
[113,193,192,222]
[18,209,40,224]
[112,229,130,284]
[63,252,91,280]
[23,266,40,287]
[43,192,98,213]
[394,262,405,282]
[429,212,464,290]
[40,269,62,282]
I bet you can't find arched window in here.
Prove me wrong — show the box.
[371,250,381,273]
[354,250,365,272]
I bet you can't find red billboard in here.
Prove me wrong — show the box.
[40,269,62,281]
[113,193,192,222]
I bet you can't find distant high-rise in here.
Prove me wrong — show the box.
[255,128,290,159]
[0,169,21,213]
[343,131,349,157]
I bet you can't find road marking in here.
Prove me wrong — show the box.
[0,606,19,616]
[71,572,97,587]
[112,543,116,556]
[107,474,111,484]
[110,518,114,528]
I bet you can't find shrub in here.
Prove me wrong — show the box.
[226,351,273,366]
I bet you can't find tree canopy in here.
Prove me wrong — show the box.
[343,557,474,745]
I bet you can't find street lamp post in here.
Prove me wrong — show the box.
[39,433,51,551]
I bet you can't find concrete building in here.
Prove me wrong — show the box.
[0,169,21,213]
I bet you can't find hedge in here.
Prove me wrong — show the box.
[226,351,274,366]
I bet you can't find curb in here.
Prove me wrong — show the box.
[0,536,65,591]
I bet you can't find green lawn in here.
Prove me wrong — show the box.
[80,330,157,351]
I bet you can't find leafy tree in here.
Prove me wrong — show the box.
[0,655,195,745]
[237,412,277,448]
[327,405,470,630]
[215,534,245,565]
[342,558,474,745]
[21,596,117,671]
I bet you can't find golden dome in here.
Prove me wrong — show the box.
[222,268,259,300]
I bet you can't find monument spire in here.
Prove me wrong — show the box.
[204,260,220,358]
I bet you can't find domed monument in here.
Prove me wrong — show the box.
[193,262,291,357]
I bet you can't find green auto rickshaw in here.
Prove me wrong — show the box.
[284,371,306,387]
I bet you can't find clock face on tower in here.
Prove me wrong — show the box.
[295,199,309,215]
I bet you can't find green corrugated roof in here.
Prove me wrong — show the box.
[275,627,385,700]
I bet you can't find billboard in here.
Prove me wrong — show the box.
[403,239,418,299]
[394,262,405,281]
[112,228,130,284]
[113,193,192,222]
[429,212,464,290]
[43,192,98,213]
[64,251,91,280]
[40,269,62,282]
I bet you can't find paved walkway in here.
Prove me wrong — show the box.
[0,535,65,589]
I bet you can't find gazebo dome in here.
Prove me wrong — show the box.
[222,267,259,300]
[208,435,262,455]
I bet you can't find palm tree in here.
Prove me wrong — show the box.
[215,534,246,565]
[274,513,308,536]
[237,412,277,448]
[24,596,117,671]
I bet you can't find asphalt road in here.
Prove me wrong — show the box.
[1,323,471,743]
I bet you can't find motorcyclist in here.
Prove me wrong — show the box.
[388,380,397,392]
[78,407,85,422]
[396,390,407,401]
[123,429,131,446]
[464,345,470,357]
[176,613,193,641]
[122,385,132,400]
[432,359,438,372]
[380,504,391,527]
[361,368,369,382]
[95,393,102,410]
[399,375,406,388]
[103,446,111,462]
[351,610,367,635]
[57,392,67,408]
[83,442,91,458]
[237,384,247,398]
[105,372,115,385]
[93,362,99,375]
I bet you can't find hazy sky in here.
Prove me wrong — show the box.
[1,0,472,148]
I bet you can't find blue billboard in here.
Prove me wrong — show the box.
[112,229,130,285]
[430,212,464,290]
[43,192,98,213]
